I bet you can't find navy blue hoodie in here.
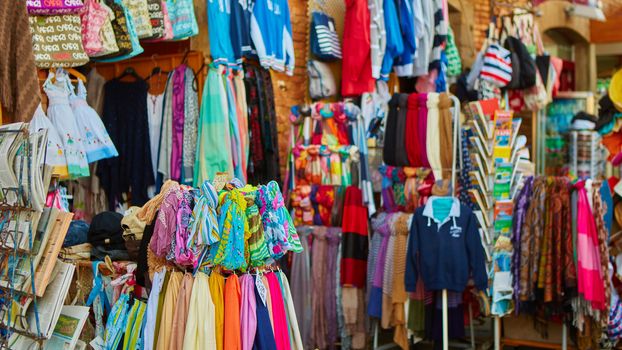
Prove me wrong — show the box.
[405,197,488,292]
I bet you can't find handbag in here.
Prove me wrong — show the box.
[122,0,153,39]
[29,15,89,68]
[166,0,198,40]
[27,0,84,15]
[479,43,512,88]
[308,60,336,100]
[80,0,108,56]
[95,0,144,62]
[143,0,166,40]
[310,11,342,61]
[90,2,120,57]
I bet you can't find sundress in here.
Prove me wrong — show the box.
[28,104,68,178]
[43,70,90,179]
[69,79,119,163]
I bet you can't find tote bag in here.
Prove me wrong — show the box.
[95,0,144,62]
[29,15,90,68]
[122,0,153,39]
[80,0,108,56]
[310,11,342,61]
[27,0,84,15]
[91,2,120,57]
[166,0,198,40]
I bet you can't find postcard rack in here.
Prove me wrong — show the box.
[0,128,45,349]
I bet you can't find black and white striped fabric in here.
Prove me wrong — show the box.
[310,11,342,61]
[480,43,512,87]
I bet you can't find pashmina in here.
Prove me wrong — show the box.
[224,274,242,350]
[341,186,369,288]
[240,274,257,350]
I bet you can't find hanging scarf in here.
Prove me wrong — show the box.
[405,93,421,167]
[256,181,303,260]
[340,186,369,288]
[182,66,198,185]
[187,181,220,264]
[157,72,175,183]
[575,180,606,312]
[210,188,248,270]
[170,64,186,182]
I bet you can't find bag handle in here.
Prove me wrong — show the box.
[533,22,545,56]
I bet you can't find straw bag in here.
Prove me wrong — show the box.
[27,0,84,15]
[29,15,89,68]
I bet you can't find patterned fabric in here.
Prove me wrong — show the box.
[209,189,248,270]
[458,127,475,208]
[245,191,270,267]
[182,67,198,185]
[445,26,462,77]
[593,181,612,326]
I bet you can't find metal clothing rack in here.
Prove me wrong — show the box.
[0,128,45,349]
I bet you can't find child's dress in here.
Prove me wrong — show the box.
[43,70,90,179]
[69,79,119,163]
[29,104,69,178]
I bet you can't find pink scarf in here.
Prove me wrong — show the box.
[576,181,606,311]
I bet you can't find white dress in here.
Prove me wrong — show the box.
[69,79,119,163]
[146,93,164,180]
[28,104,69,178]
[43,71,90,179]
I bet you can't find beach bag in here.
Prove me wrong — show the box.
[143,0,166,40]
[480,43,512,88]
[310,11,342,61]
[308,60,336,100]
[95,1,144,62]
[504,36,537,89]
[122,0,153,39]
[80,0,108,56]
[445,27,462,77]
[29,15,90,68]
[166,0,198,40]
[27,0,84,15]
[91,2,120,57]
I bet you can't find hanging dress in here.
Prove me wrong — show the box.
[69,79,119,163]
[43,71,90,179]
[28,104,69,178]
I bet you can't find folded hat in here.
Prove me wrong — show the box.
[121,206,146,240]
[88,212,125,249]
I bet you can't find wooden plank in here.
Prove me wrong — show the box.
[591,14,622,43]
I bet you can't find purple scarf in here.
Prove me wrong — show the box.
[170,65,186,181]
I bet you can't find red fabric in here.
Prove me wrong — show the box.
[417,93,430,168]
[405,94,421,167]
[340,258,368,287]
[341,0,374,96]
[340,186,369,287]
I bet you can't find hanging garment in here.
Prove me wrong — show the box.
[290,228,312,348]
[240,274,258,350]
[99,78,154,208]
[223,274,242,350]
[225,73,244,181]
[379,0,403,80]
[405,196,488,292]
[155,271,182,350]
[278,271,304,350]
[0,0,41,121]
[157,72,174,183]
[43,71,90,179]
[426,93,442,180]
[230,0,252,62]
[69,79,119,163]
[147,92,164,181]
[29,104,68,178]
[122,299,147,350]
[182,66,198,185]
[405,93,421,167]
[368,213,392,318]
[234,70,249,181]
[383,95,399,166]
[210,272,226,350]
[183,272,217,349]
[341,0,374,96]
[390,213,411,350]
[143,269,166,350]
[429,0,447,71]
[266,272,291,350]
[169,273,193,350]
[195,65,233,185]
[341,186,369,288]
[575,181,606,312]
[170,65,186,182]
[438,93,453,180]
[244,65,264,182]
[104,293,130,350]
[417,93,430,168]
[412,0,432,76]
[207,0,234,64]
[253,275,278,350]
[249,0,294,74]
[87,68,107,116]
[394,0,416,77]
[394,94,410,167]
[369,0,385,79]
